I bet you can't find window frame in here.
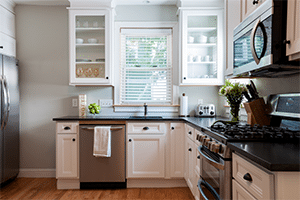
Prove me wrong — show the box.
[113,22,179,112]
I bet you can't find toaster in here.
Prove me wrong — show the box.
[195,104,216,117]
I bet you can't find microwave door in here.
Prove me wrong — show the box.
[250,19,268,65]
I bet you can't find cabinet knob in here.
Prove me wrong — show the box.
[183,77,186,80]
[143,127,149,130]
[188,131,192,135]
[106,77,109,79]
[0,46,3,49]
[64,126,71,130]
[129,139,132,142]
[72,138,75,141]
[243,173,252,182]
[283,40,291,45]
[197,155,200,159]
[188,148,192,152]
[252,0,259,5]
[171,127,174,130]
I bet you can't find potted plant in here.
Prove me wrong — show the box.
[219,80,247,122]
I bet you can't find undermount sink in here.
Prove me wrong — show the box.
[129,116,163,119]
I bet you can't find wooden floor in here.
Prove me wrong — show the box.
[0,178,194,200]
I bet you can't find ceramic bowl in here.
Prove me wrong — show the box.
[88,38,98,44]
[76,38,84,44]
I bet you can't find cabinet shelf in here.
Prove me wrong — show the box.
[187,27,217,32]
[76,62,105,64]
[76,27,105,32]
[76,43,105,47]
[187,43,216,47]
[188,61,216,64]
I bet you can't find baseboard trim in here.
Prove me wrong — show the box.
[127,178,188,188]
[18,168,56,178]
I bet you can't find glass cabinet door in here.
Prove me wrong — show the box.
[181,10,224,85]
[69,10,111,86]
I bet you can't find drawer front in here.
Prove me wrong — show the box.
[185,124,195,141]
[57,122,78,134]
[127,123,165,134]
[232,179,256,200]
[233,153,274,200]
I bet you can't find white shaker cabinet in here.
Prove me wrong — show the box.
[240,0,266,21]
[127,123,166,178]
[179,9,224,86]
[68,9,113,86]
[286,0,300,61]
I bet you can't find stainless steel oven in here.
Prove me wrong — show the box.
[197,145,231,200]
[233,0,299,78]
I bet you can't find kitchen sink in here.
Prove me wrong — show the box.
[129,116,163,119]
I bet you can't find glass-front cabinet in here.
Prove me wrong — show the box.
[179,9,224,86]
[69,9,112,86]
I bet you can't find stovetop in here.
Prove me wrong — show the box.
[210,123,300,141]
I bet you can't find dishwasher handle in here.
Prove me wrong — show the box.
[80,126,124,131]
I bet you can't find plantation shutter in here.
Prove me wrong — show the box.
[120,28,173,105]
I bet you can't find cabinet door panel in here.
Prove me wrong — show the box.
[170,123,184,178]
[185,137,194,192]
[0,32,16,57]
[233,179,256,200]
[127,135,165,178]
[56,134,78,178]
[0,6,15,38]
[286,0,300,59]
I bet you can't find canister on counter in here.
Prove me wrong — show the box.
[79,94,87,117]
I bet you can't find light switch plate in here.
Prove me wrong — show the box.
[72,98,78,107]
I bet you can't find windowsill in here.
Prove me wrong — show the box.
[113,104,180,107]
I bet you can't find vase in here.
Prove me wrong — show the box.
[230,103,240,122]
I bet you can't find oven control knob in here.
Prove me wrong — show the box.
[212,143,220,153]
[209,141,216,152]
[203,138,211,147]
[219,144,224,154]
[207,141,213,149]
[200,135,207,143]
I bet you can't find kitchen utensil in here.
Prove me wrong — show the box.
[88,38,98,44]
[242,91,252,102]
[250,80,259,98]
[246,84,257,100]
[76,38,84,44]
[199,35,207,43]
[243,98,270,126]
[188,36,194,43]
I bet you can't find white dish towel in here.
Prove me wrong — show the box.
[93,126,111,157]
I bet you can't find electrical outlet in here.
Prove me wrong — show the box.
[100,99,113,108]
[72,98,78,107]
[198,99,203,104]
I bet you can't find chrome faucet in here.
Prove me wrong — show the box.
[144,103,148,117]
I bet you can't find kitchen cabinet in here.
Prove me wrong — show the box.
[185,136,195,193]
[286,0,300,61]
[224,0,242,76]
[0,1,16,57]
[68,9,113,86]
[56,122,79,189]
[241,0,266,21]
[127,123,166,178]
[179,9,224,86]
[169,123,185,178]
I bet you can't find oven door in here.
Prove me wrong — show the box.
[198,145,231,200]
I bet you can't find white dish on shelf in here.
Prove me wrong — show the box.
[76,38,84,44]
[88,38,98,44]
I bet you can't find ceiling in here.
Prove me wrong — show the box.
[12,0,179,6]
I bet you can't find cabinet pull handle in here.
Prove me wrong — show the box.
[129,139,132,142]
[283,40,291,45]
[188,131,192,135]
[171,127,174,130]
[243,173,252,182]
[64,126,71,130]
[0,46,3,49]
[72,138,75,141]
[188,148,192,152]
[197,155,200,159]
[253,0,259,5]
[143,127,149,130]
[106,77,109,79]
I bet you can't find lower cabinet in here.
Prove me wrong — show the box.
[232,179,256,200]
[127,134,165,178]
[56,134,78,178]
[185,135,195,193]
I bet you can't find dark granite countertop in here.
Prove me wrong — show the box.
[228,141,300,171]
[53,116,300,171]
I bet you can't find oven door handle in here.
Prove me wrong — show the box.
[198,179,221,200]
[199,145,225,170]
[250,19,267,64]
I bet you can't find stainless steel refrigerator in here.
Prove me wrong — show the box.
[0,54,19,186]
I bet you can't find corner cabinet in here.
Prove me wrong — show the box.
[68,9,113,86]
[179,9,224,86]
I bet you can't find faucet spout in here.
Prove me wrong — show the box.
[144,103,147,117]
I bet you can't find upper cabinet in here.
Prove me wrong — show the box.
[0,0,16,57]
[68,9,113,86]
[241,0,266,21]
[179,9,224,86]
[286,0,300,61]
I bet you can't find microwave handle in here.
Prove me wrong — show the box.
[250,19,267,64]
[198,179,221,200]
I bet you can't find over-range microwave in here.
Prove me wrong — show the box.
[233,0,299,78]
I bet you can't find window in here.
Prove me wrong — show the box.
[120,29,172,105]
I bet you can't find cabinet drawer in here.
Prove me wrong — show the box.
[232,179,256,200]
[233,153,274,200]
[56,122,78,134]
[127,123,165,134]
[185,124,195,141]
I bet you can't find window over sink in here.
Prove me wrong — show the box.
[119,28,173,105]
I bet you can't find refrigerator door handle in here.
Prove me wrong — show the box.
[1,76,7,130]
[3,76,10,130]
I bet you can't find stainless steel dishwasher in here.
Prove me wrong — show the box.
[79,125,126,189]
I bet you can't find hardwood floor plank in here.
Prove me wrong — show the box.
[0,178,194,200]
